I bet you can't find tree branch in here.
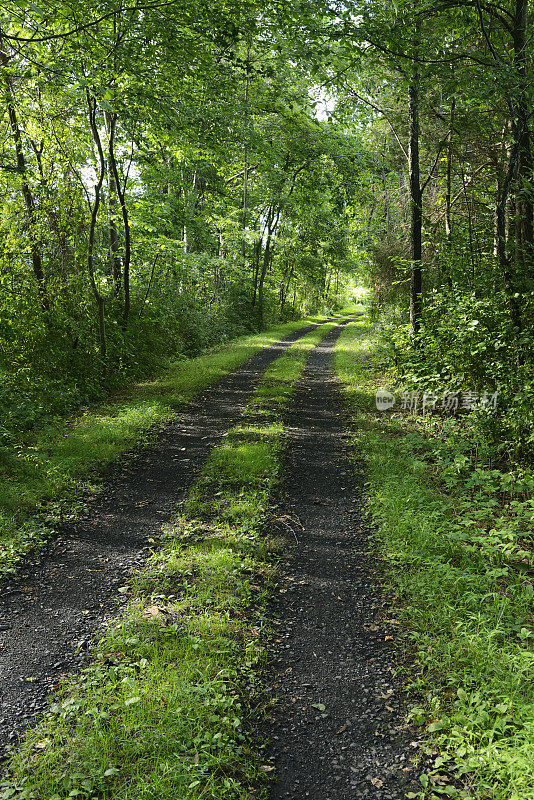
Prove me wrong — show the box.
[350,92,408,160]
[2,1,177,43]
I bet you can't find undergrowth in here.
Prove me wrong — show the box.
[335,319,534,800]
[1,321,339,800]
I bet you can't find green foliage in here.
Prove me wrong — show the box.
[336,320,534,800]
[378,288,534,463]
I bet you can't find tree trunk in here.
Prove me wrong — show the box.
[513,0,533,277]
[86,92,107,360]
[107,112,131,325]
[257,205,282,323]
[381,140,390,234]
[242,46,251,272]
[251,237,261,307]
[496,148,523,330]
[1,49,49,311]
[104,111,122,296]
[444,98,455,249]
[257,231,272,324]
[183,170,198,255]
[408,57,423,336]
[280,264,293,314]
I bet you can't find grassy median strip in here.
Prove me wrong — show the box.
[0,316,331,579]
[2,321,339,800]
[335,319,534,800]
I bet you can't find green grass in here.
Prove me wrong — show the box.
[2,320,340,800]
[0,315,330,578]
[335,319,534,800]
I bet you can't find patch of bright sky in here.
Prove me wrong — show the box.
[313,89,336,121]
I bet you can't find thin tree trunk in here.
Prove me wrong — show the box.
[493,172,502,260]
[86,92,107,360]
[444,97,455,248]
[324,268,332,298]
[280,264,293,313]
[107,112,131,325]
[382,139,390,234]
[138,251,161,319]
[104,110,122,296]
[496,136,523,330]
[257,205,282,322]
[486,0,531,331]
[1,49,49,311]
[183,170,198,255]
[460,160,476,279]
[257,231,272,324]
[408,55,423,336]
[513,0,533,275]
[251,237,261,307]
[242,45,251,272]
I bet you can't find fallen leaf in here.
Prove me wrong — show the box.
[143,605,172,624]
[34,739,49,750]
[125,696,141,706]
[370,778,383,788]
[430,774,451,785]
[336,724,348,735]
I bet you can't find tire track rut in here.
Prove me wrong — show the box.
[0,318,341,762]
[264,324,422,800]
